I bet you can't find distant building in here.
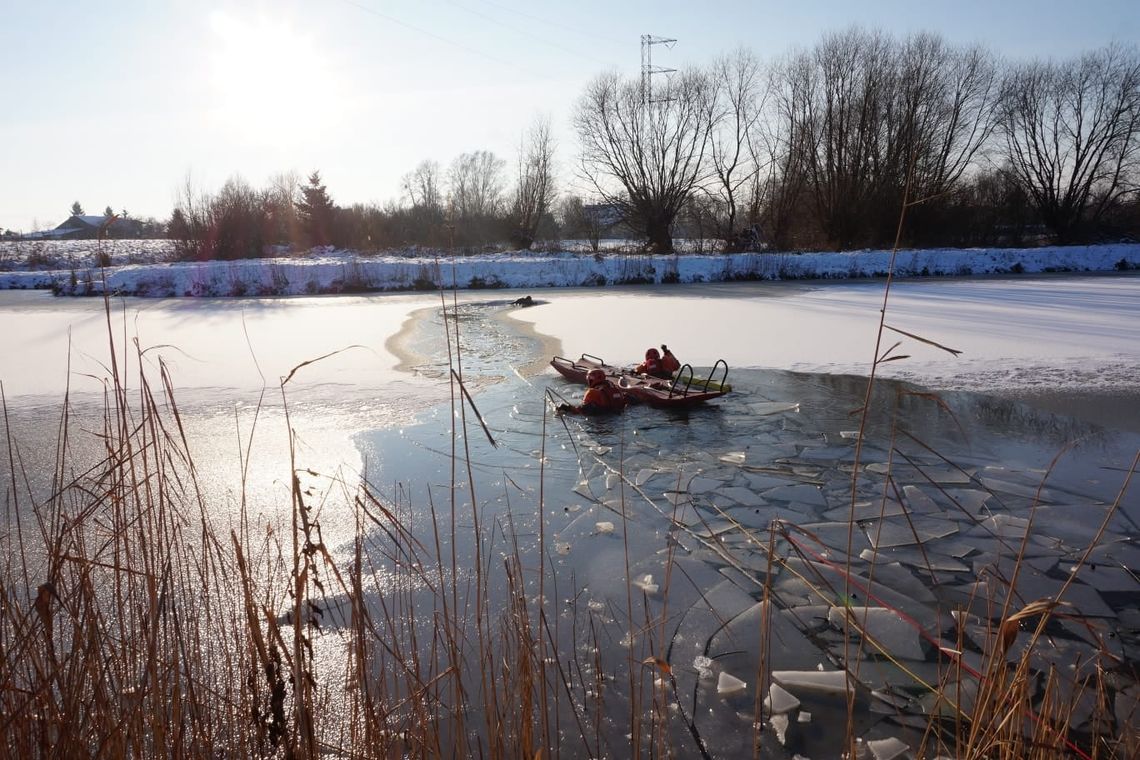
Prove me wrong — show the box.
[47,214,144,240]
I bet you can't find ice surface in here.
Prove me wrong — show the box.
[864,517,959,549]
[828,606,926,661]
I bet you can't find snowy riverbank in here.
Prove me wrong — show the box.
[0,241,1137,297]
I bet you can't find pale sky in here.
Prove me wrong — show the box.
[2,0,1137,232]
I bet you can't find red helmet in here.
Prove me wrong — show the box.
[587,368,607,387]
[645,347,661,360]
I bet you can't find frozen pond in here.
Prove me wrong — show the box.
[1,276,1138,757]
[342,287,1140,756]
[354,360,1140,757]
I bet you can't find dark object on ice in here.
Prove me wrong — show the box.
[551,353,731,408]
[512,295,536,307]
[556,369,627,416]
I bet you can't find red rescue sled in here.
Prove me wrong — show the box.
[550,353,731,408]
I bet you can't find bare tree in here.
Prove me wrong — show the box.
[999,43,1140,241]
[772,28,999,248]
[901,36,998,201]
[447,150,505,220]
[402,160,444,213]
[762,54,814,249]
[705,48,770,249]
[865,33,998,242]
[170,173,208,259]
[400,159,446,244]
[509,117,556,249]
[263,171,300,247]
[789,28,895,248]
[574,68,716,253]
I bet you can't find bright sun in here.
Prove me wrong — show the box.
[208,10,343,146]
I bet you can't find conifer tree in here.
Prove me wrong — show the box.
[297,171,335,247]
[70,201,84,216]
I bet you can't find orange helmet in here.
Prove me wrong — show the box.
[645,347,661,360]
[587,368,607,387]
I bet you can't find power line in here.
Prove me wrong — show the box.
[443,0,618,69]
[335,0,535,77]
[465,0,627,48]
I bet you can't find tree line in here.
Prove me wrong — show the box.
[165,28,1139,259]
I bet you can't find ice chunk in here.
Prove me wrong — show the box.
[635,468,657,486]
[864,517,958,548]
[717,671,747,697]
[978,512,1032,538]
[797,711,811,723]
[633,574,659,595]
[866,736,910,760]
[688,476,723,494]
[764,683,801,715]
[595,521,615,534]
[764,484,828,508]
[828,606,926,660]
[772,669,850,694]
[901,484,940,513]
[748,402,800,416]
[770,713,789,745]
[715,486,764,507]
[555,542,571,556]
[692,655,714,679]
[719,451,747,464]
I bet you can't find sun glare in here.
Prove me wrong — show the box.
[207,10,343,145]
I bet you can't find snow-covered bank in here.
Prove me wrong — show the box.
[0,241,1137,297]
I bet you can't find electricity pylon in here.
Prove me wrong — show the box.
[640,34,677,106]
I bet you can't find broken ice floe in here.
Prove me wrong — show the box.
[747,401,800,416]
[828,605,926,661]
[866,736,910,760]
[763,683,801,714]
[770,712,789,744]
[633,574,659,595]
[717,671,747,697]
[772,669,850,694]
